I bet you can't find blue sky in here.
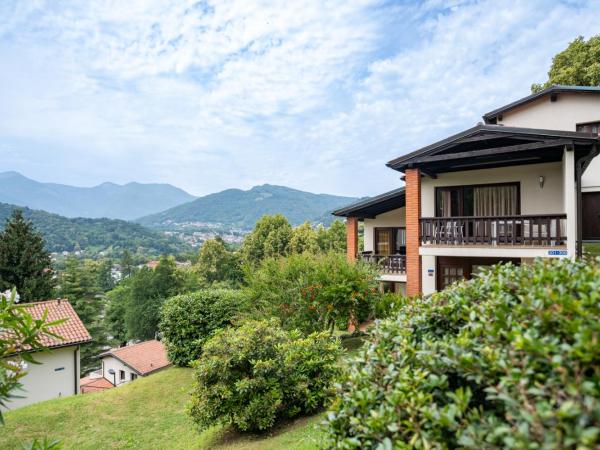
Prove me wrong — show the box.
[0,0,598,197]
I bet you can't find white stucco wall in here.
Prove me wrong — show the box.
[420,161,565,217]
[2,345,79,411]
[363,207,406,252]
[101,356,139,386]
[498,92,600,192]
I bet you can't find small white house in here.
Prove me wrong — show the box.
[2,299,91,410]
[99,340,170,386]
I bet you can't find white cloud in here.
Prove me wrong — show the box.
[0,0,598,197]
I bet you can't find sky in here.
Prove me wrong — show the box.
[0,0,598,198]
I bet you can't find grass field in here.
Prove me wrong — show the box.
[0,367,324,450]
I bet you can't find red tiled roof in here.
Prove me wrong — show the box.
[80,376,114,393]
[100,340,170,375]
[17,299,92,350]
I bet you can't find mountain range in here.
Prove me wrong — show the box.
[136,184,359,230]
[0,171,195,220]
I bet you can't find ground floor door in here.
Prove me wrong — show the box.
[437,256,520,291]
[583,192,600,240]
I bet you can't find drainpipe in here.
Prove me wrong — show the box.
[74,345,79,395]
[576,143,599,257]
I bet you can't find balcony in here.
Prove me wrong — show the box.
[420,214,567,247]
[359,253,406,274]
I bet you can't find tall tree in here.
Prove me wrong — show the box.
[0,210,54,301]
[532,35,600,92]
[241,214,292,265]
[58,257,108,373]
[316,220,346,253]
[289,221,319,254]
[195,237,243,286]
[120,250,134,279]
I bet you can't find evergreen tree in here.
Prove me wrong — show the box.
[97,259,115,291]
[0,210,55,301]
[120,250,134,279]
[58,257,109,373]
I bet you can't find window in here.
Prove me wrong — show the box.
[119,370,125,381]
[435,183,519,217]
[577,121,600,136]
[374,227,406,255]
[130,373,138,381]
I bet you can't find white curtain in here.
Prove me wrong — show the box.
[474,185,517,216]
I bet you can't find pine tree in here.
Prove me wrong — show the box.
[120,250,134,279]
[0,209,55,301]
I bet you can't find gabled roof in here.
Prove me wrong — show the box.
[100,340,170,376]
[332,187,405,219]
[483,85,600,124]
[386,124,599,174]
[80,376,114,392]
[14,300,92,350]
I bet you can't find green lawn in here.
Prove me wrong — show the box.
[584,243,600,258]
[0,367,324,450]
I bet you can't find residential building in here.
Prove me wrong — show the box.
[2,299,91,410]
[335,85,600,296]
[80,372,114,394]
[99,340,170,386]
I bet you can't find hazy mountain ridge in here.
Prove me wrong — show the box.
[0,202,190,256]
[0,171,196,220]
[136,184,360,230]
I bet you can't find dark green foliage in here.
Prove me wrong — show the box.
[323,259,600,449]
[316,220,346,253]
[0,210,54,301]
[532,35,600,92]
[245,252,378,334]
[160,289,248,366]
[194,237,243,286]
[58,257,109,373]
[0,202,190,257]
[373,291,405,319]
[106,256,198,342]
[137,184,359,229]
[188,319,342,432]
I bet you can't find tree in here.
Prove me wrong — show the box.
[58,257,109,373]
[120,250,134,279]
[0,210,54,301]
[289,222,319,254]
[194,237,243,286]
[316,220,346,253]
[96,259,115,292]
[241,214,292,265]
[532,35,600,92]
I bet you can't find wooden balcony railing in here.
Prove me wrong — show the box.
[359,253,406,274]
[420,214,567,246]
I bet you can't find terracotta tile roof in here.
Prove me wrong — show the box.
[80,376,114,393]
[100,340,170,375]
[17,299,91,350]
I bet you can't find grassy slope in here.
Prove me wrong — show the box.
[0,368,324,450]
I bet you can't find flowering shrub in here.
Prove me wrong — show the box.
[188,319,341,432]
[245,253,378,334]
[323,258,600,449]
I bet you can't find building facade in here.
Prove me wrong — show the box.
[335,85,600,296]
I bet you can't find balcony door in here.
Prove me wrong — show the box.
[436,183,520,217]
[375,227,406,255]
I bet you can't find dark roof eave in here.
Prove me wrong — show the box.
[387,125,599,172]
[332,187,405,218]
[482,85,600,123]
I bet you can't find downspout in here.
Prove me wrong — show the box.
[74,345,79,395]
[576,143,599,257]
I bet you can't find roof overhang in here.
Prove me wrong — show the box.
[483,85,600,124]
[386,125,599,175]
[332,187,405,219]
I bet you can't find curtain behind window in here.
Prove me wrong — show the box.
[474,185,517,216]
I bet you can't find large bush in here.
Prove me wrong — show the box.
[245,252,378,334]
[159,289,248,366]
[188,319,342,432]
[323,258,600,449]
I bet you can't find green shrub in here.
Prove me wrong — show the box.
[373,291,405,319]
[188,319,342,432]
[245,252,378,334]
[323,258,600,449]
[159,289,248,366]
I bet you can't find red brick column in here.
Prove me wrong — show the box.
[346,217,358,261]
[405,169,422,296]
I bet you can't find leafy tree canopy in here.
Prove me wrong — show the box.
[532,35,600,92]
